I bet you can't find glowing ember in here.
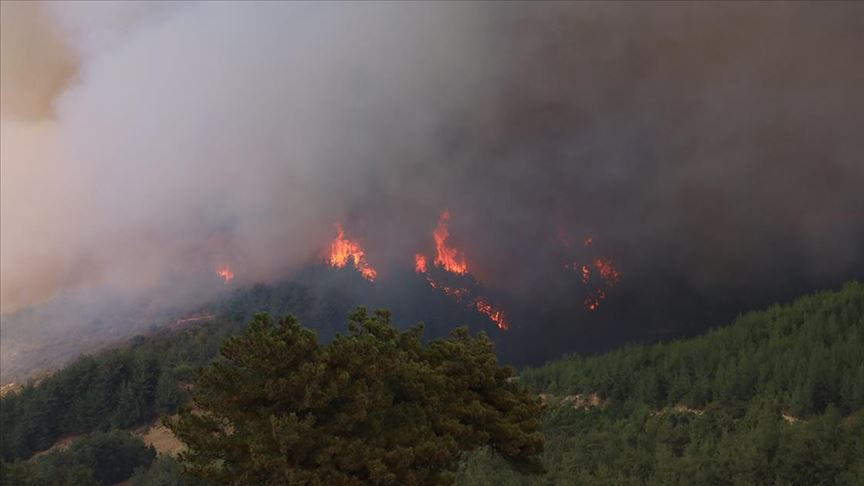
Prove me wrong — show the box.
[442,285,469,302]
[433,211,468,275]
[414,254,428,273]
[559,233,621,311]
[327,223,377,281]
[584,289,605,311]
[474,298,509,330]
[580,264,591,284]
[216,265,235,284]
[592,258,621,286]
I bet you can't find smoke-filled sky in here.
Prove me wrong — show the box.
[2,2,863,364]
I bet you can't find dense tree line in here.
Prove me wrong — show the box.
[0,430,155,486]
[519,282,864,416]
[0,279,354,462]
[458,404,864,485]
[458,282,864,484]
[0,268,497,464]
[2,281,861,484]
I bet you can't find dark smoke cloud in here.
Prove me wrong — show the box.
[2,2,863,370]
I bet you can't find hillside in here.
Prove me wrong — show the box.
[2,283,862,484]
[458,282,864,484]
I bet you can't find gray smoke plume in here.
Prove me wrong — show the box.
[2,2,862,373]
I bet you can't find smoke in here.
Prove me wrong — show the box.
[2,2,863,365]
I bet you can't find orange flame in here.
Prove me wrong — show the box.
[216,265,235,284]
[474,297,509,330]
[433,211,468,275]
[327,223,377,281]
[413,211,509,330]
[559,233,621,311]
[414,254,428,273]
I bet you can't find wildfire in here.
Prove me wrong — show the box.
[560,233,621,311]
[216,265,235,284]
[433,211,468,274]
[577,257,620,311]
[580,264,591,284]
[474,297,510,330]
[413,211,510,330]
[414,254,428,273]
[584,289,605,311]
[327,223,377,281]
[592,258,621,286]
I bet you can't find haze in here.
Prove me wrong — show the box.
[2,2,862,370]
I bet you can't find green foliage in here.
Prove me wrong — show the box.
[1,461,98,486]
[0,347,184,461]
[0,280,351,462]
[457,282,864,484]
[0,430,154,486]
[520,282,864,416]
[3,281,862,484]
[130,455,203,486]
[167,308,544,485]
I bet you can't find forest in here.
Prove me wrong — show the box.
[458,282,864,484]
[1,282,862,484]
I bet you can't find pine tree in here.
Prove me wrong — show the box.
[154,372,185,415]
[167,308,543,485]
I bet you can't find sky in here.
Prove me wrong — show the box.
[1,2,863,367]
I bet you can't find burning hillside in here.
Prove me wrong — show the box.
[562,236,622,311]
[326,223,378,281]
[2,1,861,380]
[415,212,510,330]
[315,212,627,330]
[215,265,235,284]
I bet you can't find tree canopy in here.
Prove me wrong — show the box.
[0,430,155,486]
[166,307,543,485]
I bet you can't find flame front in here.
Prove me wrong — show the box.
[216,265,235,284]
[413,211,510,330]
[474,297,510,330]
[433,211,468,275]
[414,254,428,273]
[327,223,377,281]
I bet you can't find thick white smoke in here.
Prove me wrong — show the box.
[1,2,501,311]
[2,2,863,374]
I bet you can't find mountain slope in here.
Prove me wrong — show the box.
[458,282,864,484]
[2,283,862,484]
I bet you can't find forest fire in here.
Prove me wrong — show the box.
[317,214,620,327]
[562,235,622,311]
[433,211,468,275]
[413,211,510,330]
[584,289,605,312]
[474,298,510,330]
[327,223,377,281]
[580,264,591,284]
[414,254,428,273]
[216,265,235,284]
[592,258,621,286]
